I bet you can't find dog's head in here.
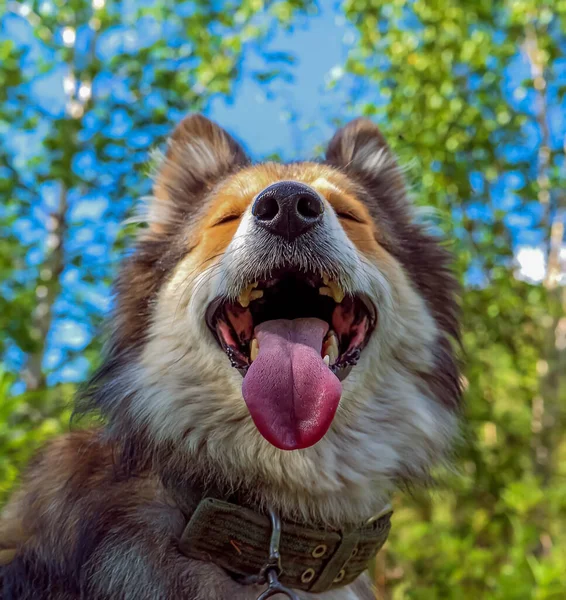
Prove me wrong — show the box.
[87,115,461,521]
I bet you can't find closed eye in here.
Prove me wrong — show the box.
[336,211,366,224]
[211,213,241,227]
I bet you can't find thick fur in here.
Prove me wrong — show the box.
[0,115,461,599]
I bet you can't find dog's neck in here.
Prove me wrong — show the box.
[142,440,392,529]
[107,393,395,528]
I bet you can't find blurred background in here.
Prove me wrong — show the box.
[1,0,565,598]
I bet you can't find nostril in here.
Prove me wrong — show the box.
[253,181,323,241]
[253,194,279,221]
[297,195,323,220]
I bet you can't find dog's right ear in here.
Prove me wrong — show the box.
[150,114,249,234]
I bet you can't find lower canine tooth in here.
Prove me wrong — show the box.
[322,331,339,365]
[250,338,259,361]
[323,355,330,366]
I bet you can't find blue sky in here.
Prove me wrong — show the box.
[4,2,355,160]
[208,5,356,159]
[2,2,565,388]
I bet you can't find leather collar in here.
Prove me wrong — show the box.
[179,497,392,593]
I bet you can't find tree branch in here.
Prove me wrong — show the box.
[21,184,68,391]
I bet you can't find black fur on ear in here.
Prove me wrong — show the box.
[325,118,409,212]
[149,114,249,235]
[326,118,394,173]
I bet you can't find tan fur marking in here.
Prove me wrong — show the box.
[187,162,394,274]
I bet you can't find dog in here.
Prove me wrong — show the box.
[0,115,461,599]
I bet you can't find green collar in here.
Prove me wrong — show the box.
[179,497,392,594]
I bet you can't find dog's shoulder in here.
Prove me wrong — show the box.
[1,430,108,559]
[0,429,185,599]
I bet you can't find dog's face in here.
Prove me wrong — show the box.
[92,115,461,522]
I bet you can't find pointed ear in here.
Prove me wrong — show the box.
[325,118,410,220]
[326,118,401,180]
[149,114,249,234]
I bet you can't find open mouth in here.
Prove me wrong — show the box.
[206,271,376,451]
[206,272,376,378]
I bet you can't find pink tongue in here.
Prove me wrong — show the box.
[242,318,342,450]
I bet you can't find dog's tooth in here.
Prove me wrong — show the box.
[250,338,259,362]
[328,281,345,303]
[238,282,258,308]
[320,276,344,303]
[328,345,339,365]
[323,355,330,366]
[249,290,263,302]
[322,331,339,365]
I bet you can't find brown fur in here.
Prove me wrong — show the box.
[1,115,461,599]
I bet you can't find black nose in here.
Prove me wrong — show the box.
[252,181,324,241]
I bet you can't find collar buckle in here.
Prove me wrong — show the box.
[255,509,299,600]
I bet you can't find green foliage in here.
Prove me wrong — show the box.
[0,369,72,505]
[341,0,566,597]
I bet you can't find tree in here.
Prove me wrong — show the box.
[341,0,566,597]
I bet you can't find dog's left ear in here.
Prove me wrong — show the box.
[325,118,406,193]
[150,114,249,234]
